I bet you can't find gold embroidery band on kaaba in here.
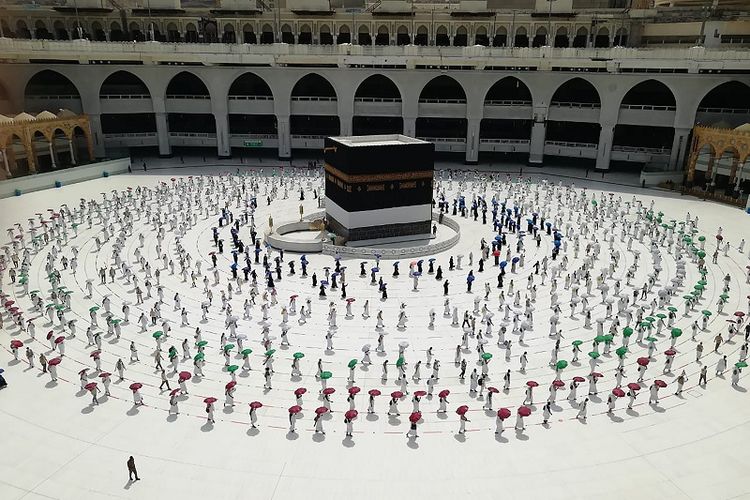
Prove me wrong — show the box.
[324,163,433,183]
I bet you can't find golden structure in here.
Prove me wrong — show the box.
[686,125,750,186]
[0,110,94,180]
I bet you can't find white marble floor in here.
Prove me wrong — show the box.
[1,166,749,500]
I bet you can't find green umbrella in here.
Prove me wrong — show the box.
[719,293,729,300]
[667,307,677,312]
[588,351,600,359]
[223,343,235,351]
[572,340,583,346]
[320,371,332,380]
[682,295,694,300]
[655,313,667,319]
[615,346,628,358]
[591,200,597,206]
[293,352,305,359]
[152,331,163,339]
[348,359,358,369]
[197,340,208,348]
[265,349,276,357]
[640,321,652,328]
[694,284,704,291]
[111,319,122,325]
[55,304,65,311]
[701,310,712,316]
[644,316,656,323]
[241,348,253,356]
[18,277,28,285]
[698,236,706,242]
[736,361,748,369]
[691,290,701,297]
[555,360,568,370]
[670,328,682,338]
[645,336,657,343]
[594,335,607,343]
[603,334,614,343]
[227,365,239,373]
[482,352,493,361]
[89,306,99,312]
[622,327,634,337]
[194,353,205,362]
[30,290,40,295]
[396,356,405,367]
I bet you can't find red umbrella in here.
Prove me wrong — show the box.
[322,387,336,395]
[627,383,641,391]
[654,379,668,388]
[517,406,532,417]
[89,350,101,358]
[572,376,586,383]
[315,406,329,415]
[98,372,111,378]
[487,386,499,393]
[368,389,381,396]
[735,311,746,317]
[664,349,676,357]
[10,340,23,349]
[290,295,299,300]
[612,388,625,397]
[552,379,565,388]
[526,380,539,388]
[345,409,358,420]
[78,369,88,376]
[170,388,181,396]
[129,382,142,391]
[414,390,427,397]
[225,381,237,390]
[294,387,307,396]
[497,408,511,419]
[54,336,65,344]
[48,357,62,366]
[346,298,356,303]
[637,357,650,366]
[46,331,53,340]
[438,389,450,398]
[178,371,192,381]
[204,397,217,404]
[591,372,603,378]
[84,382,98,391]
[250,401,263,409]
[348,386,361,395]
[409,411,422,423]
[456,405,469,415]
[391,391,404,399]
[716,234,723,241]
[3,300,14,307]
[289,405,302,414]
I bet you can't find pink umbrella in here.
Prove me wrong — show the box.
[48,357,62,366]
[294,387,307,396]
[734,311,745,318]
[517,406,532,417]
[288,405,302,414]
[89,350,101,358]
[497,408,511,419]
[391,391,404,399]
[487,386,500,393]
[315,406,329,415]
[368,389,381,396]
[54,336,65,344]
[170,388,181,396]
[572,376,586,383]
[552,379,565,388]
[322,387,336,395]
[438,389,450,398]
[591,372,604,378]
[414,390,427,397]
[664,349,676,357]
[98,372,111,378]
[345,409,358,420]
[526,380,539,388]
[654,379,668,388]
[129,382,142,391]
[225,381,237,390]
[78,369,88,376]
[10,340,23,349]
[637,357,650,366]
[612,388,625,397]
[178,371,192,381]
[348,386,361,395]
[204,397,217,404]
[84,382,98,391]
[456,405,469,415]
[627,383,641,391]
[409,411,422,423]
[250,401,263,409]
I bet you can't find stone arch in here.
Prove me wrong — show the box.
[419,75,467,102]
[355,75,403,101]
[291,73,337,100]
[554,26,569,47]
[484,76,533,105]
[99,70,152,98]
[514,26,529,47]
[573,26,588,48]
[436,25,449,46]
[165,71,210,98]
[551,77,601,106]
[620,79,676,108]
[337,24,351,44]
[228,72,274,99]
[595,26,610,48]
[454,25,468,47]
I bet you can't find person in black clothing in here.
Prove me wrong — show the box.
[127,456,140,481]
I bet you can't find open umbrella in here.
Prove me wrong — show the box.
[320,371,332,380]
[517,406,532,417]
[265,349,276,357]
[391,391,404,399]
[349,386,361,395]
[637,357,650,366]
[315,406,329,415]
[294,387,307,396]
[572,340,583,347]
[241,348,253,356]
[223,343,235,352]
[573,376,586,383]
[196,340,208,348]
[555,360,568,370]
[645,336,658,343]
[194,353,205,362]
[552,379,565,388]
[497,408,511,419]
[615,347,628,358]
[10,340,23,349]
[226,381,237,390]
[409,411,422,423]
[736,361,749,369]
[170,389,181,396]
[202,397,217,404]
[322,387,336,395]
[588,352,600,360]
[438,389,450,398]
[591,372,603,378]
[293,352,305,359]
[670,328,683,338]
[481,352,493,361]
[129,383,143,391]
[487,386,500,394]
[98,372,111,378]
[622,327,634,337]
[526,380,539,388]
[701,310,712,317]
[84,382,98,391]
[664,349,677,357]
[179,371,192,381]
[48,357,62,366]
[345,409,359,420]
[227,365,239,373]
[654,379,668,388]
[456,405,469,415]
[250,401,263,409]
[289,405,302,415]
[734,311,745,318]
[627,383,641,391]
[348,359,358,369]
[612,388,625,397]
[396,357,405,368]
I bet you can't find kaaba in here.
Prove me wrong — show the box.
[324,135,434,243]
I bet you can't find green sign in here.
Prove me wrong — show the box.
[243,140,263,147]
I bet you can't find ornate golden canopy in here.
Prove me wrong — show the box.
[686,125,750,185]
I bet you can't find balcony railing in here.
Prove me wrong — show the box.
[549,102,601,109]
[100,94,151,99]
[104,132,157,138]
[166,94,210,100]
[697,107,750,114]
[545,140,597,148]
[479,138,530,144]
[620,104,676,111]
[291,96,337,102]
[418,99,467,104]
[228,95,274,101]
[417,137,466,143]
[27,94,80,100]
[169,132,216,138]
[354,97,402,103]
[484,100,532,106]
[612,145,670,154]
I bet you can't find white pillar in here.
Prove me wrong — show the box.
[88,114,106,159]
[48,141,57,169]
[465,118,480,164]
[214,112,231,158]
[339,112,353,136]
[595,124,614,171]
[68,138,76,165]
[529,121,546,165]
[277,116,291,159]
[155,112,172,157]
[1,149,10,177]
[403,116,416,137]
[669,127,691,171]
